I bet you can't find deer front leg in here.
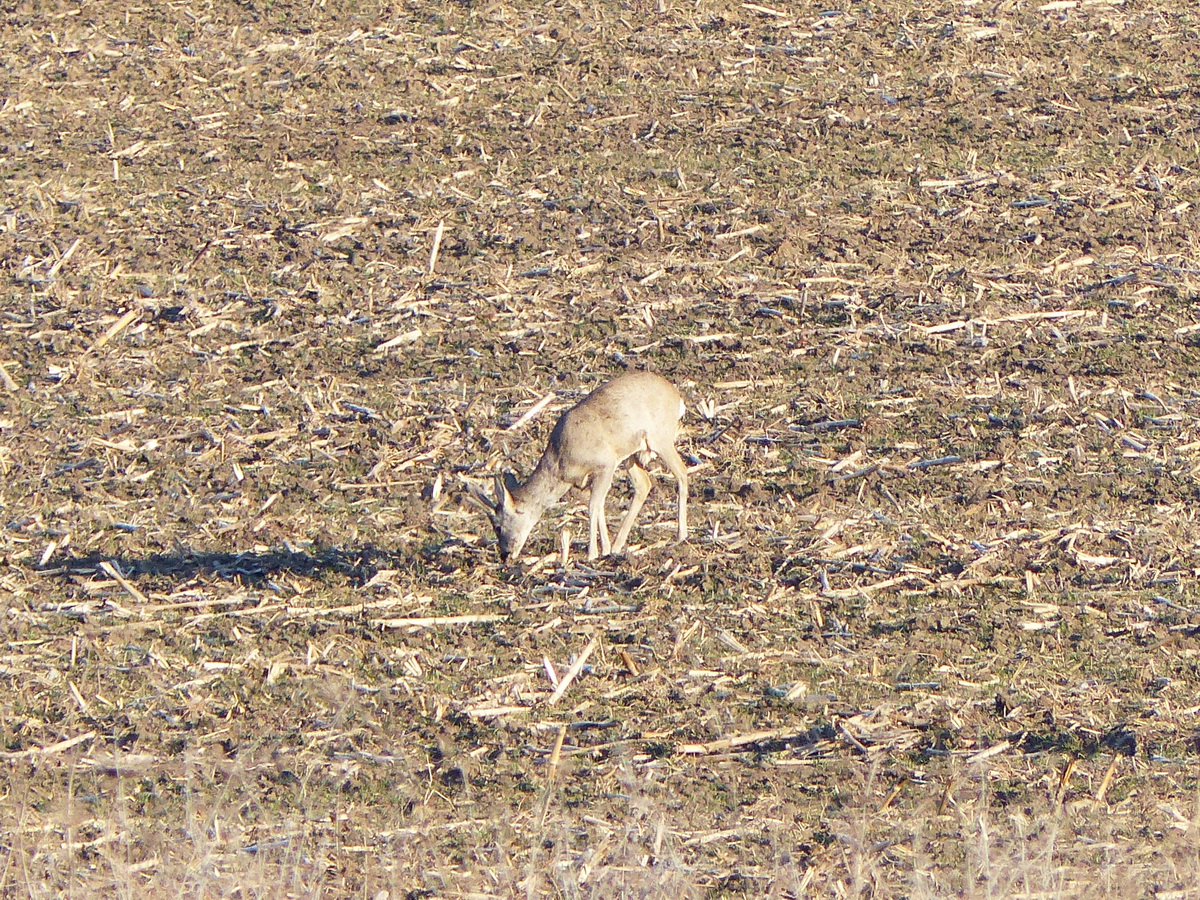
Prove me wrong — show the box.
[586,468,615,559]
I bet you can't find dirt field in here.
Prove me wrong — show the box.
[3,0,1200,897]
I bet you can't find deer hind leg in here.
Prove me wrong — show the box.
[586,467,615,559]
[611,463,654,555]
[652,443,689,542]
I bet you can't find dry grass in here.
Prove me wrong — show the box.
[3,0,1200,897]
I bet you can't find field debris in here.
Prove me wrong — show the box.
[2,0,1199,897]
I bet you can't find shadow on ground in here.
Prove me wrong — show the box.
[43,544,413,586]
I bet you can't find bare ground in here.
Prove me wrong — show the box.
[2,1,1200,897]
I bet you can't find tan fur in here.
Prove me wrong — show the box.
[486,372,688,561]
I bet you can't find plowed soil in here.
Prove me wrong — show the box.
[2,1,1200,897]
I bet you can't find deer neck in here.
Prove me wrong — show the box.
[516,450,572,511]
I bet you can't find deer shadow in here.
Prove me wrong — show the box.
[48,543,414,587]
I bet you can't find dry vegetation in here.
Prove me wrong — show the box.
[3,0,1200,896]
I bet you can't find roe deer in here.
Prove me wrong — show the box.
[476,371,688,562]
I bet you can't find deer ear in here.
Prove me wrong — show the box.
[494,472,511,504]
[497,471,521,508]
[465,481,498,521]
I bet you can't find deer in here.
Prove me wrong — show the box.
[472,371,689,562]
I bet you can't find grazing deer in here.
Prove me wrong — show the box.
[474,371,688,562]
